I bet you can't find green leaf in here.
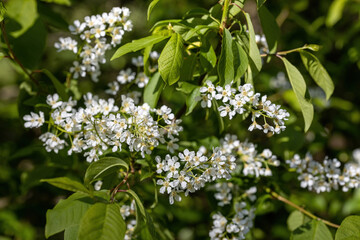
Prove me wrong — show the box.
[245,13,262,74]
[158,33,184,85]
[84,157,129,187]
[218,28,234,86]
[200,37,217,70]
[212,100,224,133]
[287,210,305,231]
[291,220,333,240]
[8,18,47,70]
[183,8,209,19]
[41,177,90,194]
[38,2,68,30]
[40,0,71,6]
[183,25,218,41]
[78,203,126,240]
[259,6,280,54]
[64,225,79,240]
[111,34,170,60]
[303,44,320,52]
[147,0,160,21]
[300,50,334,100]
[335,216,360,240]
[179,53,197,82]
[185,87,201,115]
[229,0,245,17]
[143,45,153,76]
[281,57,314,132]
[150,19,182,32]
[144,72,165,108]
[326,0,348,27]
[0,52,5,61]
[140,170,153,182]
[126,189,146,233]
[126,190,146,219]
[233,41,248,84]
[0,2,6,22]
[5,0,38,38]
[256,0,267,9]
[126,190,157,239]
[45,192,94,238]
[177,82,198,94]
[42,69,69,101]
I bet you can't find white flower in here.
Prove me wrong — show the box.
[248,120,262,131]
[117,68,136,84]
[84,15,99,28]
[172,171,190,189]
[46,94,63,109]
[120,205,130,219]
[353,148,360,164]
[23,111,45,128]
[166,157,180,178]
[39,132,66,153]
[200,80,216,98]
[70,61,86,79]
[198,94,212,108]
[132,56,144,67]
[105,81,120,95]
[91,24,106,38]
[94,180,103,191]
[69,20,86,34]
[169,190,181,204]
[123,20,133,31]
[215,85,233,103]
[54,37,78,54]
[157,178,172,194]
[218,104,236,119]
[150,51,159,61]
[135,72,149,88]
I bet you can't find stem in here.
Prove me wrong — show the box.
[0,21,40,86]
[261,45,314,58]
[110,171,130,202]
[266,188,340,228]
[219,0,231,34]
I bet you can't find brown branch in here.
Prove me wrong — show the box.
[267,188,340,228]
[110,171,130,202]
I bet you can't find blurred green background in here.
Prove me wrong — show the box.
[0,0,359,239]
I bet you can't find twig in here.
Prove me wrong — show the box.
[110,171,130,202]
[266,188,340,228]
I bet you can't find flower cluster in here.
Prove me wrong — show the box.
[198,81,289,134]
[213,183,257,207]
[220,134,280,177]
[23,93,182,162]
[156,134,280,204]
[286,153,360,193]
[156,146,236,204]
[209,202,256,240]
[120,201,137,240]
[106,53,160,95]
[54,7,132,82]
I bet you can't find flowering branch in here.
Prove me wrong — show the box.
[266,188,340,228]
